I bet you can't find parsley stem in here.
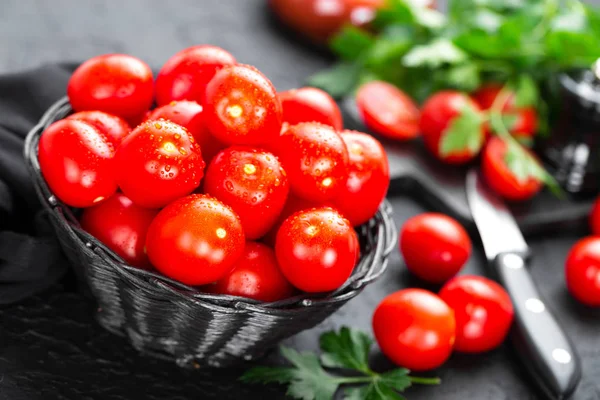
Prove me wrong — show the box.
[409,376,442,385]
[489,85,514,140]
[335,376,375,384]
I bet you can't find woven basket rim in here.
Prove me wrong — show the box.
[24,96,398,316]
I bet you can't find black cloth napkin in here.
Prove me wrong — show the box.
[0,63,76,304]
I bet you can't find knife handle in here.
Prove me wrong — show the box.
[493,252,581,400]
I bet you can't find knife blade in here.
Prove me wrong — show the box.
[466,169,581,400]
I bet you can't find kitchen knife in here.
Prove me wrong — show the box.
[466,170,581,400]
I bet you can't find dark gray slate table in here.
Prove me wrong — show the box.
[1,1,600,399]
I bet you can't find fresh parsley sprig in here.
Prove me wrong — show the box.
[241,327,440,400]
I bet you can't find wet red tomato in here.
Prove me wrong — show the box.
[262,194,322,246]
[276,207,359,292]
[400,213,471,284]
[372,288,456,371]
[481,137,542,201]
[67,110,131,147]
[145,194,245,286]
[115,120,205,208]
[276,122,349,202]
[439,275,514,353]
[205,242,294,302]
[146,100,226,163]
[565,237,600,306]
[67,54,153,121]
[38,119,117,208]
[332,130,389,226]
[80,193,158,269]
[155,45,237,106]
[279,87,343,130]
[356,81,420,140]
[203,146,289,240]
[204,64,282,146]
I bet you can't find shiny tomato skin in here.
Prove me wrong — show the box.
[205,242,294,302]
[332,130,389,226]
[80,193,158,269]
[511,107,538,142]
[372,288,456,371]
[590,197,600,235]
[481,137,542,201]
[439,275,514,353]
[38,119,117,208]
[203,146,289,240]
[262,194,322,246]
[155,45,237,106]
[277,122,349,202]
[356,81,420,140]
[115,120,205,208]
[275,207,359,292]
[145,194,245,286]
[146,100,226,163]
[565,237,600,306]
[67,111,131,148]
[420,91,484,164]
[204,64,282,146]
[67,54,153,120]
[400,213,471,284]
[279,87,343,130]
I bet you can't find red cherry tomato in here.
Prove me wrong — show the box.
[275,207,359,292]
[262,194,322,246]
[277,122,349,202]
[146,100,226,163]
[439,275,514,353]
[278,87,343,131]
[67,54,153,121]
[510,108,538,143]
[400,213,471,284]
[203,147,289,240]
[356,81,420,140]
[565,237,600,306]
[204,64,282,146]
[145,194,245,286]
[66,111,131,148]
[38,119,117,208]
[80,193,158,269]
[589,197,600,235]
[372,288,456,371]
[115,120,205,208]
[331,130,389,226]
[472,83,515,111]
[481,137,542,201]
[205,242,294,302]
[420,91,484,164]
[155,45,237,106]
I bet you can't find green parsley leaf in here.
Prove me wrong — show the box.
[500,113,518,132]
[330,26,376,61]
[402,39,468,68]
[512,75,539,107]
[504,140,562,196]
[439,103,484,157]
[379,369,413,392]
[373,0,415,29]
[306,62,362,99]
[442,63,481,92]
[344,381,406,400]
[320,327,373,373]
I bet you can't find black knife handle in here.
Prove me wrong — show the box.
[493,252,581,400]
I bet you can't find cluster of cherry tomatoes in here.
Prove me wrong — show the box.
[38,46,390,301]
[356,81,542,201]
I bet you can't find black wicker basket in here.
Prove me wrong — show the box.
[24,97,397,368]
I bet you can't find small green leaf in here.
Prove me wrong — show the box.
[504,141,563,197]
[306,63,362,99]
[319,327,373,373]
[380,369,412,392]
[501,113,519,132]
[373,0,415,29]
[443,63,481,92]
[330,26,376,61]
[439,103,484,157]
[280,347,340,400]
[402,39,468,68]
[344,381,406,400]
[512,75,539,108]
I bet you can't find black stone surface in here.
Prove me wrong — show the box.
[1,1,600,399]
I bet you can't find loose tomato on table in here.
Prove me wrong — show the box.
[66,111,131,148]
[356,81,420,140]
[80,193,158,269]
[115,120,205,208]
[481,137,542,201]
[205,242,294,302]
[399,213,472,284]
[38,119,117,208]
[372,288,456,371]
[565,237,600,306]
[420,90,485,164]
[155,45,237,106]
[278,87,343,130]
[275,207,359,292]
[204,64,283,146]
[331,130,390,226]
[145,194,245,286]
[67,54,154,121]
[439,275,514,353]
[203,146,289,240]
